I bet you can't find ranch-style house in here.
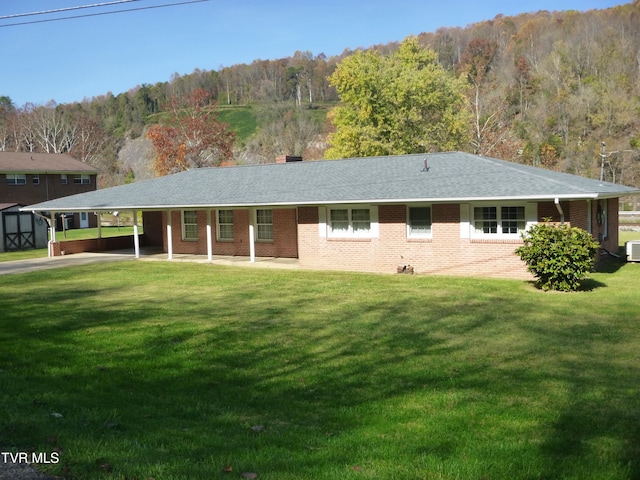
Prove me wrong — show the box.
[23,152,640,278]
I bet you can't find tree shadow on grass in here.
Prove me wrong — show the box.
[523,321,640,479]
[1,263,638,479]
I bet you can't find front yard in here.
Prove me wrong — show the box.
[1,259,639,479]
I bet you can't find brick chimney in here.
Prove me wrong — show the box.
[275,155,303,164]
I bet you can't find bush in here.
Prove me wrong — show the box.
[515,221,599,292]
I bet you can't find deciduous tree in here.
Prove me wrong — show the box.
[325,37,470,159]
[147,89,235,176]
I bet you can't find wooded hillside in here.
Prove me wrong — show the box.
[1,1,639,191]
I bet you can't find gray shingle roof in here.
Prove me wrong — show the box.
[23,152,639,212]
[0,152,100,173]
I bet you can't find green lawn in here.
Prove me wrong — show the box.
[0,227,141,262]
[1,259,640,479]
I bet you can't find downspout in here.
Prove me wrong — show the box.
[206,209,213,262]
[31,210,53,257]
[249,208,256,263]
[166,209,173,260]
[554,198,565,224]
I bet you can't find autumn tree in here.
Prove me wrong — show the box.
[325,36,470,159]
[147,89,235,176]
[458,38,505,155]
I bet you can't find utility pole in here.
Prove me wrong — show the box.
[600,142,606,182]
[599,142,635,183]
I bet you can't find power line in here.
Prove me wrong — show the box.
[0,0,210,28]
[0,1,140,20]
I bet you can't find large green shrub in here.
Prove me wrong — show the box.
[515,221,599,291]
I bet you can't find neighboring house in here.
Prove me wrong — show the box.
[23,152,640,278]
[0,203,48,252]
[0,152,99,233]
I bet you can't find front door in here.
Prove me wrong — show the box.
[80,212,89,228]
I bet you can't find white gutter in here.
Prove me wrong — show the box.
[20,193,614,213]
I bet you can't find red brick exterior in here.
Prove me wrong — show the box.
[1,173,96,205]
[142,211,164,247]
[161,208,299,258]
[297,199,619,278]
[51,235,135,255]
[52,199,621,279]
[298,204,530,278]
[1,172,98,228]
[533,199,618,253]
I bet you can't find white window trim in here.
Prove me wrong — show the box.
[216,209,234,241]
[6,173,27,185]
[254,208,274,242]
[181,210,198,241]
[32,174,40,185]
[469,202,537,239]
[406,205,432,239]
[323,205,379,239]
[74,174,91,185]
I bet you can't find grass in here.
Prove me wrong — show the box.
[0,248,49,262]
[1,258,640,479]
[0,227,140,262]
[55,226,142,242]
[217,105,258,143]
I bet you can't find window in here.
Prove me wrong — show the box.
[501,206,526,234]
[217,209,234,241]
[6,173,26,185]
[328,207,372,237]
[182,211,198,241]
[407,206,432,238]
[256,209,273,241]
[32,174,40,185]
[473,205,525,236]
[74,174,90,184]
[61,174,67,184]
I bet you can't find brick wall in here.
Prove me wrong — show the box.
[51,235,136,255]
[162,208,299,257]
[1,173,96,205]
[539,198,620,253]
[142,211,164,248]
[298,204,532,279]
[2,173,98,229]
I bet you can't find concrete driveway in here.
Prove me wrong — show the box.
[0,251,137,276]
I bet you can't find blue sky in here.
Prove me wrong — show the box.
[0,0,627,106]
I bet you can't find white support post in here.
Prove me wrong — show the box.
[49,212,56,257]
[249,208,256,263]
[97,213,102,238]
[166,210,173,260]
[206,209,213,262]
[132,210,140,258]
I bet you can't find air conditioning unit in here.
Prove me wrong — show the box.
[626,240,640,262]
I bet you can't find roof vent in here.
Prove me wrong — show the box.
[422,158,429,172]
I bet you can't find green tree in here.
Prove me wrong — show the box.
[325,37,470,159]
